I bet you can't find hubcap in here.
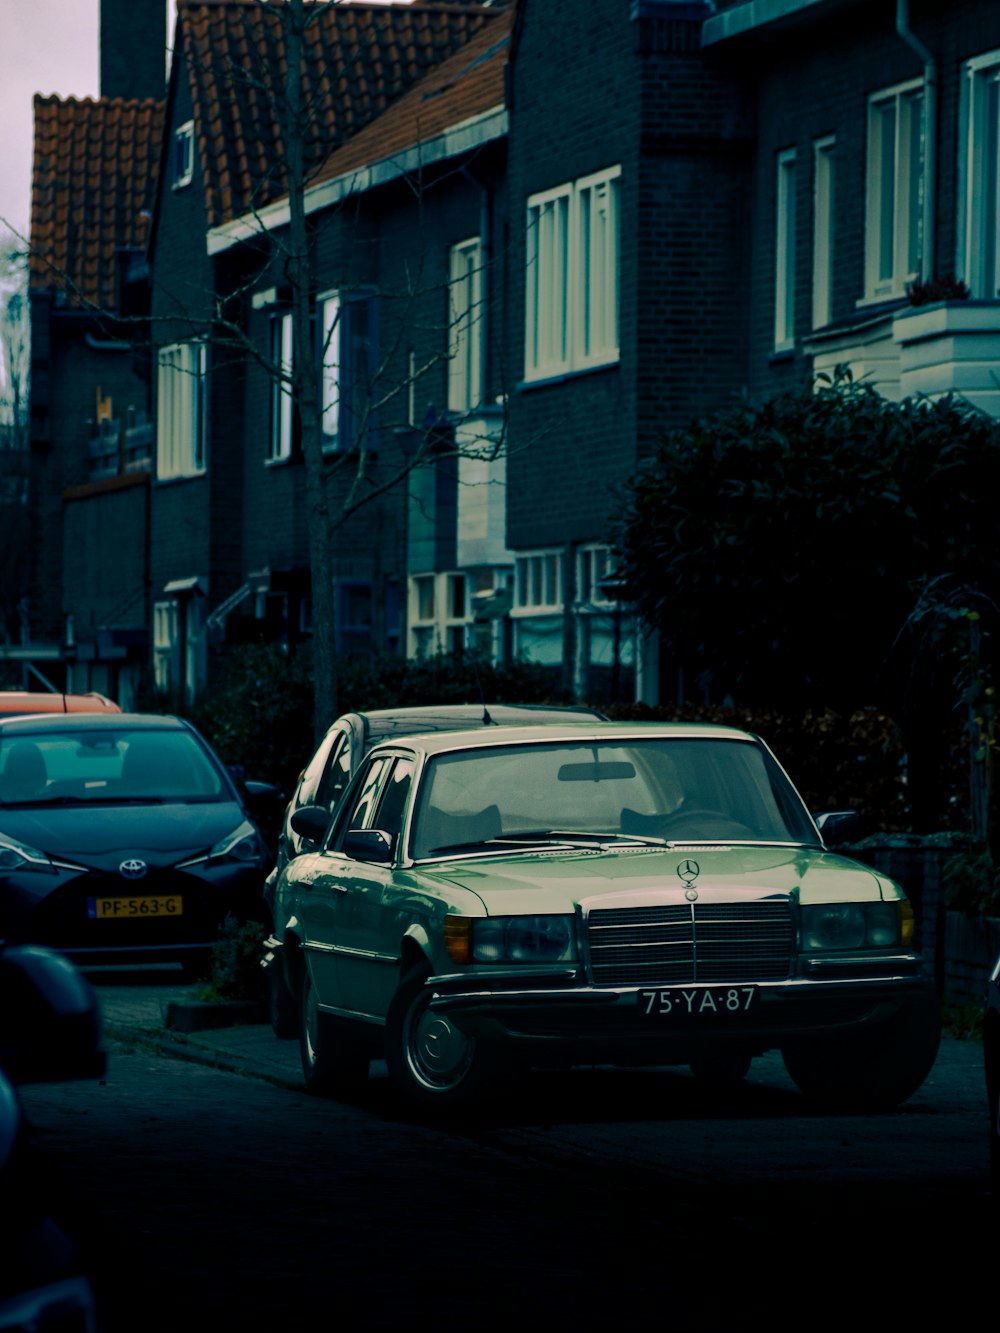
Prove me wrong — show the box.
[405,993,475,1091]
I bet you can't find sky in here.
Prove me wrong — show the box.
[1,0,100,243]
[0,0,407,247]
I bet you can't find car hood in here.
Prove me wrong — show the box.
[420,843,890,916]
[0,802,248,869]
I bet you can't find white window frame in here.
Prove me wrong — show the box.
[774,148,797,351]
[513,550,563,614]
[812,137,835,329]
[156,341,207,481]
[448,238,483,415]
[525,166,620,382]
[960,50,1000,299]
[865,80,924,301]
[318,288,376,452]
[173,121,194,189]
[576,545,617,607]
[269,311,293,463]
[153,600,177,690]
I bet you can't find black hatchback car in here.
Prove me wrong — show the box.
[0,713,271,971]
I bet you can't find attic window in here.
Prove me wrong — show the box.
[174,121,194,189]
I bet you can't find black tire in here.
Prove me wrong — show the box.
[782,990,941,1111]
[384,965,502,1108]
[268,962,299,1040]
[689,1050,752,1085]
[299,967,370,1098]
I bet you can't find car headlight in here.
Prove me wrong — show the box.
[801,901,911,951]
[179,821,262,869]
[444,915,576,965]
[0,836,56,875]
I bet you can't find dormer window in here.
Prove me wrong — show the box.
[173,121,194,189]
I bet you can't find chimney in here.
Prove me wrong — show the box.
[100,0,168,101]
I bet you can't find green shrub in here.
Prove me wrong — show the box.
[944,847,1000,917]
[195,914,269,1004]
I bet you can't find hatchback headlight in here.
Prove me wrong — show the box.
[801,901,911,951]
[179,821,262,869]
[444,915,576,965]
[0,836,56,875]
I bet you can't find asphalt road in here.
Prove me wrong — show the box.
[19,975,997,1332]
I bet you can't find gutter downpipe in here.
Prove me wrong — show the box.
[896,0,937,281]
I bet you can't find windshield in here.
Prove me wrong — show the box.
[410,737,816,857]
[0,729,227,805]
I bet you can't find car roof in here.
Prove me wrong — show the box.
[355,703,607,746]
[0,712,189,736]
[366,720,755,757]
[0,691,121,715]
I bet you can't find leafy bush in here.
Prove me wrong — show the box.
[196,914,269,1004]
[944,847,1000,917]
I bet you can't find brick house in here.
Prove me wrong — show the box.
[24,0,1000,712]
[504,0,750,703]
[20,0,166,705]
[146,0,501,700]
[703,0,1000,413]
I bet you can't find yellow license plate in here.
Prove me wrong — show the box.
[90,896,183,919]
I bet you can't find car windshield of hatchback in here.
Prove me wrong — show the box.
[0,729,227,805]
[410,737,817,857]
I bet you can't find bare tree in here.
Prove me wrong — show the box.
[0,235,31,647]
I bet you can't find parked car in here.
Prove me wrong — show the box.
[0,713,275,972]
[262,702,606,1034]
[986,949,1000,1199]
[0,940,105,1330]
[0,691,120,716]
[265,720,941,1110]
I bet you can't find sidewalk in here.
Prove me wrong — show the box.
[96,981,306,1090]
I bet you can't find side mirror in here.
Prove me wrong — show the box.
[0,944,106,1085]
[290,803,332,845]
[815,810,861,847]
[243,779,285,802]
[343,829,394,864]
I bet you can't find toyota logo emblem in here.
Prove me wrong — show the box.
[119,859,148,879]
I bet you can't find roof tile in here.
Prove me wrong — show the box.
[30,96,164,309]
[176,0,501,227]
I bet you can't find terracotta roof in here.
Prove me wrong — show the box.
[307,5,510,193]
[30,96,164,309]
[177,1,503,228]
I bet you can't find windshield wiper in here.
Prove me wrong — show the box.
[493,830,668,847]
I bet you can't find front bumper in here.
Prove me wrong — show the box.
[425,962,935,1059]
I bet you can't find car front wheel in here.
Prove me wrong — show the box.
[299,968,370,1098]
[385,966,501,1108]
[781,990,941,1110]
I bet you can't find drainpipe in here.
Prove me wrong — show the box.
[896,0,937,281]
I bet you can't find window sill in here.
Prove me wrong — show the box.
[518,359,620,394]
[767,347,796,366]
[155,469,206,486]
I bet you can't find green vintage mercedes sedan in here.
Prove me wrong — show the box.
[265,722,940,1110]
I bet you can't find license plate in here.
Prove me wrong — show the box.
[89,896,183,920]
[638,985,759,1018]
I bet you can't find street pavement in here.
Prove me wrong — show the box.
[93,972,307,1089]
